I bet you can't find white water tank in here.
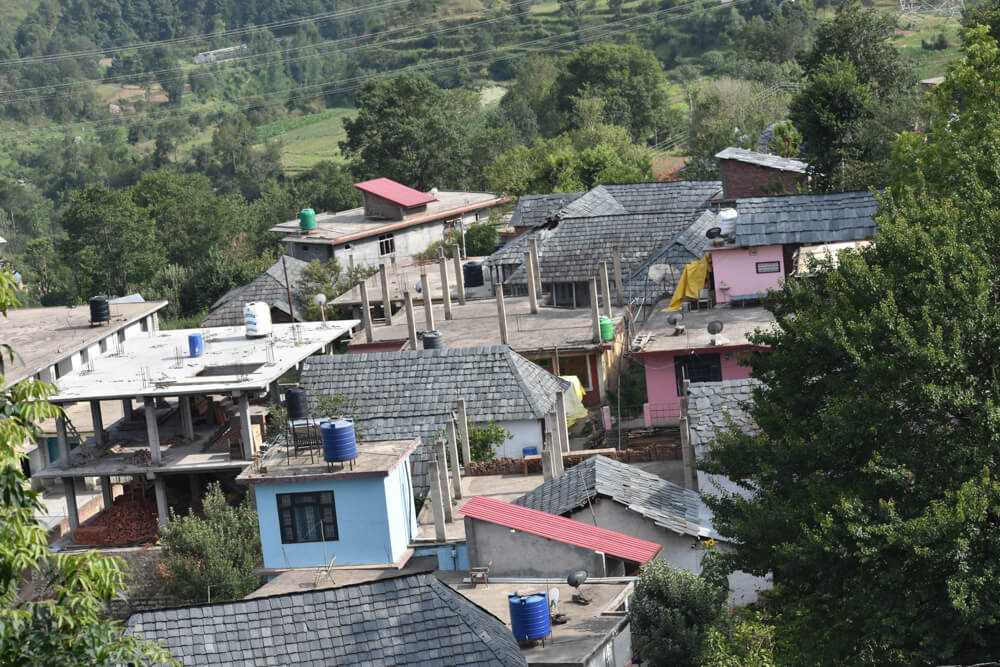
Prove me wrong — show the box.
[244,301,273,337]
[718,208,738,237]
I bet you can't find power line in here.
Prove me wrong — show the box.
[0,0,753,141]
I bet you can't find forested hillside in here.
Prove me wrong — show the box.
[0,0,965,324]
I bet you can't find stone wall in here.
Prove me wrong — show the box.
[467,444,680,476]
[719,159,802,198]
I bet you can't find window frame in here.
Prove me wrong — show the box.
[277,491,339,544]
[674,353,723,395]
[378,233,395,256]
[755,260,781,274]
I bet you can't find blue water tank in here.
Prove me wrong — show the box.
[509,592,550,641]
[188,333,204,357]
[321,419,357,462]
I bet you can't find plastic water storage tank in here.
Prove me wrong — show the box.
[509,592,550,641]
[422,330,444,350]
[285,387,309,420]
[244,301,273,337]
[599,316,614,342]
[188,333,204,357]
[299,208,317,232]
[88,295,111,324]
[321,419,357,462]
[463,261,484,288]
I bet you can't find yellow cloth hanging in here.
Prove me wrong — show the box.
[665,256,710,311]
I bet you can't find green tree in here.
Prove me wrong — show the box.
[292,161,362,213]
[159,482,263,603]
[0,272,171,664]
[463,223,499,256]
[341,73,474,190]
[628,561,727,666]
[701,609,776,667]
[554,43,668,140]
[703,28,1000,665]
[467,421,510,462]
[59,183,164,298]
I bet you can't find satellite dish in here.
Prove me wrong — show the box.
[312,293,327,306]
[707,320,724,334]
[567,570,588,588]
[666,312,683,327]
[705,227,723,239]
[548,587,560,611]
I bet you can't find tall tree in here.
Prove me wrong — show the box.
[703,25,1000,664]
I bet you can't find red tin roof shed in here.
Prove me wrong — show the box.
[354,178,437,208]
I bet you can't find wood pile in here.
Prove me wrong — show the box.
[74,493,159,547]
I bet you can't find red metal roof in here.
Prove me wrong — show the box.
[459,495,662,564]
[354,178,437,208]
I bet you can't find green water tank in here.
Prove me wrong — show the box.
[299,208,317,231]
[599,316,614,341]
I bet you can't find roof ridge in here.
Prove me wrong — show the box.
[503,347,545,419]
[425,577,522,666]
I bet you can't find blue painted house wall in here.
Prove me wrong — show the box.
[255,463,416,569]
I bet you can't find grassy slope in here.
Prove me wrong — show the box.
[254,108,356,172]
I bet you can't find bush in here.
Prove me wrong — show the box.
[468,421,510,462]
[702,609,776,667]
[629,561,727,666]
[159,482,263,603]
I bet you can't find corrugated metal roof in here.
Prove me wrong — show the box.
[460,495,662,564]
[354,178,437,208]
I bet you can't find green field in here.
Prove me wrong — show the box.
[253,108,356,172]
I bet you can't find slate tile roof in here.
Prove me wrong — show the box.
[299,346,569,494]
[202,255,310,328]
[715,147,807,174]
[550,185,627,219]
[731,190,878,248]
[513,455,719,540]
[126,573,527,666]
[623,210,719,304]
[601,181,721,213]
[508,192,583,229]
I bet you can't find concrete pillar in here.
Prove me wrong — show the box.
[63,478,79,531]
[589,278,601,344]
[238,392,254,460]
[379,264,393,326]
[428,460,447,541]
[90,400,105,447]
[359,281,374,343]
[435,439,454,522]
[555,390,570,455]
[457,399,471,467]
[403,291,418,349]
[613,250,624,307]
[452,244,466,305]
[524,251,539,314]
[144,396,161,465]
[56,415,69,468]
[154,474,169,528]
[529,237,542,295]
[420,271,435,331]
[122,399,134,420]
[600,261,613,320]
[495,283,509,345]
[100,476,113,509]
[541,444,553,480]
[446,420,462,500]
[438,253,453,321]
[179,395,195,441]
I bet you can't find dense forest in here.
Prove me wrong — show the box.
[0,0,964,324]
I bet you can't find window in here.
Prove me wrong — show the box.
[277,491,338,543]
[378,233,395,256]
[99,338,108,354]
[140,317,149,332]
[755,260,780,274]
[675,353,722,394]
[560,355,593,391]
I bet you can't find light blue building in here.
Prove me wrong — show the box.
[239,438,420,570]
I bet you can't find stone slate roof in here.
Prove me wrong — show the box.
[601,181,721,213]
[715,147,807,173]
[300,346,569,494]
[550,185,626,220]
[509,192,583,229]
[126,573,526,666]
[731,190,878,248]
[623,210,719,304]
[202,255,310,327]
[513,455,719,540]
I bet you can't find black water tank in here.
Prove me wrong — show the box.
[422,330,444,350]
[285,387,309,420]
[463,261,484,288]
[88,295,110,324]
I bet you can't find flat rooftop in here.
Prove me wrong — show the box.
[237,438,420,485]
[50,321,357,403]
[0,300,167,384]
[270,191,508,244]
[332,257,490,307]
[635,303,775,353]
[351,296,624,354]
[416,472,546,542]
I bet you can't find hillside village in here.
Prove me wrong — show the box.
[4,0,1000,664]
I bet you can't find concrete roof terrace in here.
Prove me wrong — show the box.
[332,256,491,308]
[270,191,509,245]
[0,300,168,384]
[49,321,358,403]
[237,438,420,485]
[350,296,625,355]
[634,302,775,353]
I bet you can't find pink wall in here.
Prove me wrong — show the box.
[642,349,754,424]
[711,244,784,304]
